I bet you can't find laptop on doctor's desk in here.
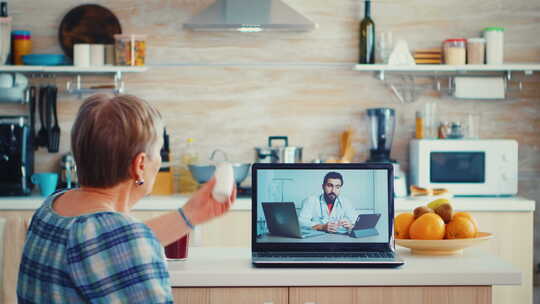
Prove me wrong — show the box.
[251,163,404,268]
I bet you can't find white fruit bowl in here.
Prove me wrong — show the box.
[396,232,493,255]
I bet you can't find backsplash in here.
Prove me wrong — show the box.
[2,0,539,247]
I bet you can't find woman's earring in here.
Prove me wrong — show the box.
[135,179,145,186]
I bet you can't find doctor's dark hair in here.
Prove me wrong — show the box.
[323,172,343,186]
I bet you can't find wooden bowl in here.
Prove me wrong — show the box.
[396,232,493,255]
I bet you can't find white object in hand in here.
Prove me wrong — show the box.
[211,162,234,203]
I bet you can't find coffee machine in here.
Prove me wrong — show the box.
[0,116,34,195]
[366,108,407,197]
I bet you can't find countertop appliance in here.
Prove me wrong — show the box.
[365,108,407,197]
[409,139,518,196]
[255,136,302,163]
[183,0,316,32]
[0,116,33,195]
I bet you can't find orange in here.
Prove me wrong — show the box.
[446,216,476,239]
[453,212,478,236]
[394,213,415,239]
[409,213,446,240]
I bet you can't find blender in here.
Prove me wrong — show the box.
[367,108,396,163]
[366,108,407,197]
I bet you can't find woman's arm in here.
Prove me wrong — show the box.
[145,178,236,246]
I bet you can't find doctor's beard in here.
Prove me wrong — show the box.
[324,193,337,204]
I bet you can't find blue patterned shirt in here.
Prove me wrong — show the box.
[17,192,173,303]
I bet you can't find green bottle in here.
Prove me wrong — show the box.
[359,0,375,64]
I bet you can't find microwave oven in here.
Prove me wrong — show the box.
[409,139,518,196]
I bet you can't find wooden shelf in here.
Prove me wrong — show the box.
[353,63,540,73]
[0,65,148,73]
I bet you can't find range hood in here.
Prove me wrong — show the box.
[184,0,316,32]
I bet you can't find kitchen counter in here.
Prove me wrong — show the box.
[0,194,534,212]
[168,247,521,287]
[167,247,520,304]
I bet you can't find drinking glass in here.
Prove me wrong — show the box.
[0,18,11,65]
[467,113,480,139]
[377,31,393,64]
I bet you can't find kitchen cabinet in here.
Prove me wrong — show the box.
[171,287,288,304]
[289,286,490,304]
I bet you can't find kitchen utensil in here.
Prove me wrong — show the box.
[59,153,77,189]
[31,172,58,197]
[189,149,251,185]
[396,232,493,255]
[255,136,303,163]
[58,4,122,59]
[22,54,68,66]
[28,86,36,149]
[189,163,250,185]
[48,86,60,153]
[36,86,48,148]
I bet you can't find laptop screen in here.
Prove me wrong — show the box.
[252,163,395,252]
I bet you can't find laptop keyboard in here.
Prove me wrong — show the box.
[254,251,396,259]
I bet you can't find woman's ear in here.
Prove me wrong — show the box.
[130,152,147,181]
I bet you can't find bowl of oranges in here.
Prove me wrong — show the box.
[394,198,493,255]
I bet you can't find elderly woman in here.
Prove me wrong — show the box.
[17,94,235,303]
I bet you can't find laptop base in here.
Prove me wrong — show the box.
[350,228,379,238]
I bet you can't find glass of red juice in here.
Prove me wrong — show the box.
[164,234,189,260]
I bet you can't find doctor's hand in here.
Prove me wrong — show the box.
[312,222,338,233]
[339,219,353,230]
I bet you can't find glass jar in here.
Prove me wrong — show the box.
[114,34,146,66]
[484,27,504,65]
[443,38,466,65]
[12,30,31,65]
[467,38,485,64]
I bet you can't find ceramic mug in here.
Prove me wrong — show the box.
[31,172,58,197]
[165,234,189,260]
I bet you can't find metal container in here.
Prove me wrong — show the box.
[254,136,303,163]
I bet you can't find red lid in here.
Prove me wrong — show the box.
[444,38,467,43]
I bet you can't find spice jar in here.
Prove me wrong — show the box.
[467,38,485,64]
[12,30,31,65]
[114,34,146,66]
[484,27,504,64]
[443,38,466,65]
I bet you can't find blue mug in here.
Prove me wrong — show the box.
[31,173,58,197]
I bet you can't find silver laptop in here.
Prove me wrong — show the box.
[251,163,404,268]
[262,202,326,239]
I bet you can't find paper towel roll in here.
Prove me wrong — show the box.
[74,44,90,67]
[90,44,104,66]
[453,76,505,99]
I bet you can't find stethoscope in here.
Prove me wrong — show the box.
[317,194,343,222]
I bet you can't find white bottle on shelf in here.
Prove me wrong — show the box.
[484,27,504,65]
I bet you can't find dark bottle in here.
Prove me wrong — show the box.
[359,0,375,64]
[0,2,7,17]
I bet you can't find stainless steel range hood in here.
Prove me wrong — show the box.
[184,0,316,32]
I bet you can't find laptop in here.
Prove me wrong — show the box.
[251,163,404,268]
[262,202,326,239]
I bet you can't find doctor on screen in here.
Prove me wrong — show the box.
[298,172,356,233]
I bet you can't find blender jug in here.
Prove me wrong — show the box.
[367,108,396,163]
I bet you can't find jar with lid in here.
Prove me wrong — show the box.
[114,34,146,66]
[484,27,504,64]
[11,30,31,65]
[443,38,466,65]
[467,38,485,64]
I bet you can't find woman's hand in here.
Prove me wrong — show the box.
[182,177,236,226]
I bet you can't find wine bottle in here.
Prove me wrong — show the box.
[359,0,375,64]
